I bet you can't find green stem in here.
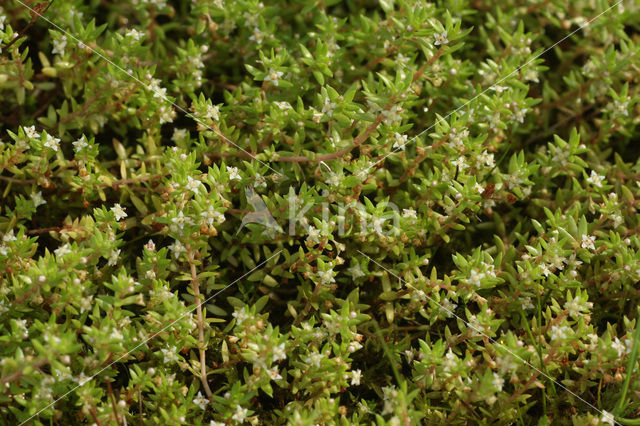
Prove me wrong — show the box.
[371,319,403,387]
[614,307,640,415]
[536,294,557,396]
[616,418,640,425]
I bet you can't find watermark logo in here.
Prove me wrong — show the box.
[236,186,283,237]
[236,186,403,238]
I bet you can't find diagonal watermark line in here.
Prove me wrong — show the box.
[358,250,621,426]
[11,0,285,179]
[360,0,624,176]
[19,250,282,425]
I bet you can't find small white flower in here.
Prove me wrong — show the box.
[550,324,571,341]
[524,68,539,83]
[492,85,507,94]
[392,132,408,150]
[306,351,324,367]
[31,191,46,208]
[52,36,67,55]
[160,99,174,115]
[396,52,409,64]
[111,204,127,221]
[601,410,615,426]
[492,373,505,391]
[145,240,156,251]
[107,249,120,266]
[171,211,193,231]
[322,97,337,116]
[613,99,629,116]
[451,156,468,171]
[306,227,321,245]
[253,173,267,189]
[539,262,552,277]
[443,348,458,373]
[439,298,456,317]
[249,27,265,44]
[272,343,287,362]
[147,79,167,99]
[381,105,403,125]
[581,234,596,251]
[110,329,123,340]
[161,346,178,364]
[44,134,61,151]
[75,372,90,386]
[0,300,9,315]
[433,31,448,46]
[611,337,626,357]
[186,176,202,193]
[193,391,209,410]
[567,253,583,268]
[206,104,220,121]
[267,367,282,381]
[564,295,592,318]
[610,213,623,228]
[489,113,501,129]
[449,128,468,148]
[624,337,634,355]
[232,406,248,423]
[172,128,188,143]
[355,164,372,181]
[466,269,485,287]
[227,166,241,180]
[325,171,342,187]
[371,216,385,235]
[0,230,9,244]
[520,296,534,310]
[168,240,186,259]
[232,307,248,324]
[351,369,362,386]
[79,295,92,313]
[478,150,495,167]
[72,135,89,152]
[264,69,284,86]
[125,28,145,41]
[348,262,365,279]
[54,244,71,258]
[318,268,335,285]
[14,319,28,339]
[402,208,417,219]
[513,108,527,123]
[348,341,363,353]
[274,101,292,110]
[586,333,599,350]
[586,170,605,188]
[150,0,167,8]
[201,206,225,225]
[24,126,39,139]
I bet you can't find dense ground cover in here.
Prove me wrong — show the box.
[1,0,640,424]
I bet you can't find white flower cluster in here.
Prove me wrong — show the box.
[564,295,593,318]
[168,240,186,259]
[111,204,127,221]
[550,324,572,342]
[170,211,195,234]
[317,266,336,286]
[264,69,284,86]
[52,35,67,56]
